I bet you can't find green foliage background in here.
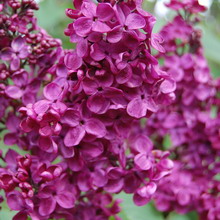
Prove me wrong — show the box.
[1,0,220,219]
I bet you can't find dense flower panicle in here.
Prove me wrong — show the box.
[0,0,176,219]
[154,162,205,214]
[165,0,207,13]
[63,0,176,118]
[0,149,121,220]
[0,0,61,123]
[1,0,219,219]
[141,0,220,219]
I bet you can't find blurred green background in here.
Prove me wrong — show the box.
[1,0,220,219]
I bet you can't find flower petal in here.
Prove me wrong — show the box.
[1,48,13,60]
[81,142,104,158]
[127,98,147,118]
[151,33,165,53]
[56,65,68,77]
[74,17,93,37]
[125,13,146,29]
[137,183,157,197]
[43,83,62,101]
[92,21,111,33]
[76,38,88,57]
[104,178,124,193]
[13,211,28,220]
[33,100,51,115]
[11,57,20,71]
[64,126,86,147]
[84,118,106,138]
[87,94,110,114]
[56,192,75,209]
[64,52,82,70]
[38,136,58,153]
[39,196,56,216]
[160,79,176,94]
[7,191,24,211]
[4,133,17,146]
[68,155,84,171]
[134,134,153,153]
[18,47,29,59]
[133,192,151,206]
[177,190,190,206]
[82,77,99,95]
[90,43,105,61]
[12,37,25,52]
[81,1,96,18]
[116,66,132,84]
[61,109,79,127]
[92,169,107,187]
[96,3,115,21]
[134,153,152,170]
[107,26,123,43]
[5,86,23,99]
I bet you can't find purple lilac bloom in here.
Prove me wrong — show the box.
[142,1,220,219]
[1,37,29,71]
[7,0,220,219]
[2,0,218,219]
[0,0,177,219]
[0,0,61,143]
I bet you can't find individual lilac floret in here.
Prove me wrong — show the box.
[1,37,29,71]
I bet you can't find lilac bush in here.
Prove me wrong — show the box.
[0,0,219,219]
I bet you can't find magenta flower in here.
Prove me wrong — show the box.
[2,0,220,219]
[62,107,106,147]
[127,87,159,119]
[1,37,29,71]
[73,1,114,37]
[134,182,157,206]
[0,172,16,192]
[38,176,75,216]
[37,163,62,182]
[133,135,153,170]
[166,0,206,13]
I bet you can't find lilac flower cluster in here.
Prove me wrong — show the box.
[0,0,175,219]
[0,0,61,120]
[1,0,219,219]
[165,0,206,13]
[142,1,220,219]
[0,149,124,219]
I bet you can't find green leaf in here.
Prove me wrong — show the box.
[35,0,74,49]
[214,173,220,181]
[35,0,68,30]
[168,213,189,220]
[187,211,198,220]
[115,193,163,220]
[163,134,172,150]
[201,26,220,64]
[167,212,198,220]
[199,24,220,78]
[0,201,17,219]
[210,105,218,119]
[118,210,130,220]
